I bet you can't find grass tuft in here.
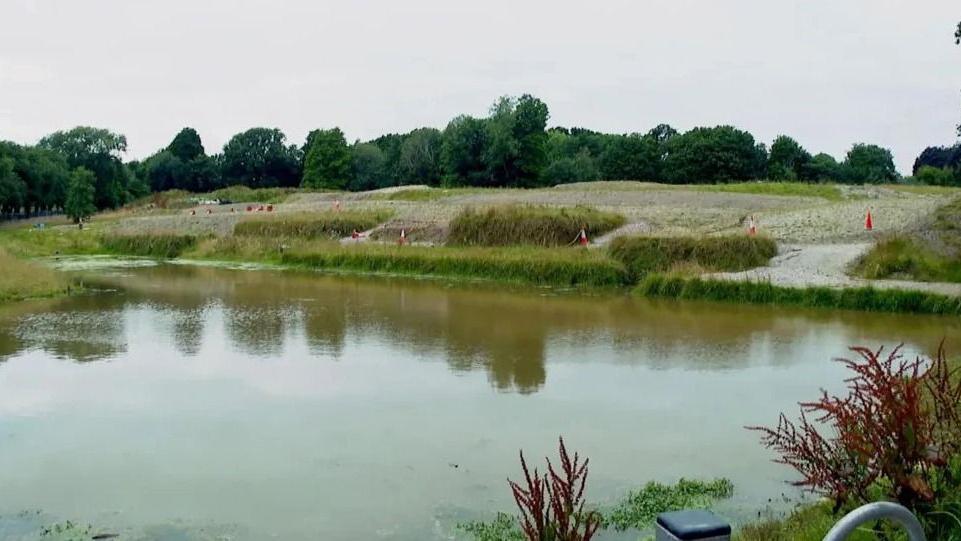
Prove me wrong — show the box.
[233,210,393,239]
[99,233,199,258]
[0,249,68,303]
[447,205,626,247]
[608,235,777,280]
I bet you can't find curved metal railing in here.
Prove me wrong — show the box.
[822,502,926,541]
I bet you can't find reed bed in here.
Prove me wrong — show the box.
[99,233,199,258]
[280,243,628,288]
[636,273,961,315]
[447,205,626,247]
[234,210,393,239]
[608,235,777,280]
[0,249,67,303]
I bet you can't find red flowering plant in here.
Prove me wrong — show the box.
[749,343,961,515]
[509,437,602,541]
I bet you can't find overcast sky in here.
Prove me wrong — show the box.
[0,0,958,173]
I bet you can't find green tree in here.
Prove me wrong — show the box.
[483,94,550,187]
[542,149,600,184]
[221,128,302,188]
[0,157,27,215]
[349,143,387,191]
[38,127,129,209]
[662,126,765,183]
[302,127,353,190]
[805,152,845,181]
[65,167,97,222]
[600,133,661,180]
[167,128,205,161]
[914,165,958,186]
[398,127,442,185]
[441,115,489,185]
[843,143,899,183]
[767,135,813,180]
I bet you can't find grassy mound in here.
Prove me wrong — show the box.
[852,236,961,282]
[100,233,199,258]
[206,185,295,204]
[0,249,67,303]
[608,235,777,279]
[234,210,392,239]
[637,274,961,315]
[447,205,625,247]
[853,198,961,283]
[693,181,843,201]
[280,243,628,288]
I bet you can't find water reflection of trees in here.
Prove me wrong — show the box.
[5,264,958,394]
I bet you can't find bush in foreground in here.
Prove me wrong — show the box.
[749,343,961,539]
[447,205,625,247]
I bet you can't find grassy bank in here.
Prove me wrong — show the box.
[637,273,961,315]
[609,235,778,279]
[447,205,625,247]
[0,249,69,303]
[233,209,392,238]
[853,198,961,283]
[282,242,627,288]
[99,233,199,258]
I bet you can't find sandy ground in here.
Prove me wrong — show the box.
[710,243,961,296]
[98,182,961,292]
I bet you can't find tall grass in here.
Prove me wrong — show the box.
[447,205,626,247]
[0,249,67,303]
[99,233,199,258]
[279,243,628,288]
[0,228,104,257]
[692,182,843,201]
[206,185,296,204]
[233,210,393,238]
[608,235,777,280]
[637,274,961,315]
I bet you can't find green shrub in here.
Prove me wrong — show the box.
[233,210,392,239]
[99,233,198,258]
[853,235,961,282]
[608,235,777,279]
[447,205,626,247]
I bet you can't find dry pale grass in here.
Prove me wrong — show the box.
[0,249,67,303]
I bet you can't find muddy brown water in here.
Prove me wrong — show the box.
[0,260,957,540]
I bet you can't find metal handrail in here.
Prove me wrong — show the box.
[822,502,926,541]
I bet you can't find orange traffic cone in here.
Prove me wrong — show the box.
[748,215,757,236]
[865,209,873,231]
[398,229,407,245]
[578,228,589,246]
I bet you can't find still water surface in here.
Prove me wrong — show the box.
[0,261,957,540]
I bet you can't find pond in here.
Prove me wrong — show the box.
[0,261,957,540]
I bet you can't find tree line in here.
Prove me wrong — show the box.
[1,92,954,220]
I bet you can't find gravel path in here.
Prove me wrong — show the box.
[709,243,961,297]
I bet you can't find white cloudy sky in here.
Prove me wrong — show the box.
[0,0,958,173]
